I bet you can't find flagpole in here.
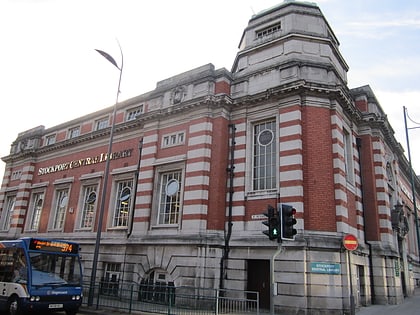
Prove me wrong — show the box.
[88,42,123,306]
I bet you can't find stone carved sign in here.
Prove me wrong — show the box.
[171,86,186,105]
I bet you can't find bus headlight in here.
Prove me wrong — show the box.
[72,295,81,300]
[30,296,41,302]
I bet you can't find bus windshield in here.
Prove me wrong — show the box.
[29,252,82,287]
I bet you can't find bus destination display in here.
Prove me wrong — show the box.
[29,239,78,254]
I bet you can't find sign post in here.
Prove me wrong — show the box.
[343,234,358,315]
[270,244,282,315]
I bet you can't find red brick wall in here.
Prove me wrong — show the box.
[215,80,231,95]
[207,117,230,230]
[358,134,380,241]
[302,106,336,232]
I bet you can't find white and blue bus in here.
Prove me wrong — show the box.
[0,237,83,315]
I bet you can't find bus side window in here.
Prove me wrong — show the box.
[0,249,15,282]
[12,249,27,283]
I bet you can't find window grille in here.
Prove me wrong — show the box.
[0,196,15,231]
[52,189,68,230]
[343,129,354,183]
[113,180,133,227]
[80,186,97,229]
[29,193,44,231]
[158,170,182,225]
[252,120,276,190]
[101,262,121,295]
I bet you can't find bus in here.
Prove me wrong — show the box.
[0,237,83,315]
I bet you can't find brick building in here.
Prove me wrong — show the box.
[1,2,419,314]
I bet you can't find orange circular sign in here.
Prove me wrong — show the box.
[343,234,358,251]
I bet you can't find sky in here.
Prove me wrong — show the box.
[1,0,420,181]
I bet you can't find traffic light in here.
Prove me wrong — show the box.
[262,205,280,241]
[280,203,297,240]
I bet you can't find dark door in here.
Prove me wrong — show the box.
[247,259,270,309]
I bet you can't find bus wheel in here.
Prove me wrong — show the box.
[8,296,21,315]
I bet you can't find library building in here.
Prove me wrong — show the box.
[1,1,419,314]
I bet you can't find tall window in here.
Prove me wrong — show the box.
[158,170,182,225]
[113,180,133,227]
[80,185,97,229]
[0,196,15,231]
[253,120,276,191]
[101,262,121,295]
[29,193,44,231]
[343,129,354,183]
[52,189,68,230]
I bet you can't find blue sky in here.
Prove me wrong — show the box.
[1,0,419,179]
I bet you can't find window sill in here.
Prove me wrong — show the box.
[246,189,278,200]
[150,224,179,229]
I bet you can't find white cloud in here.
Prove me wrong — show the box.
[348,57,420,89]
[375,90,420,173]
[1,0,420,178]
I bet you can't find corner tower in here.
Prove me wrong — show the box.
[232,1,348,96]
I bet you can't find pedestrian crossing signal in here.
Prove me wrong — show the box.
[262,205,280,241]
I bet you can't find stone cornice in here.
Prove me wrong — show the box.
[2,94,234,164]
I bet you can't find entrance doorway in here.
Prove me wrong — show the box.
[247,260,270,309]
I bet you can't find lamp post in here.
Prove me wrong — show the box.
[403,106,420,261]
[88,43,123,306]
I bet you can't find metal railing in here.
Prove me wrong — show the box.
[82,281,259,315]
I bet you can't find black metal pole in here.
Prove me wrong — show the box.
[127,138,143,238]
[403,106,420,261]
[88,43,123,306]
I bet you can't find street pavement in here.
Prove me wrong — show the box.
[79,306,146,315]
[78,292,420,315]
[79,291,420,315]
[356,288,420,315]
[76,289,420,315]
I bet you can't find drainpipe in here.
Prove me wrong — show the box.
[127,138,143,238]
[219,124,236,290]
[356,137,376,304]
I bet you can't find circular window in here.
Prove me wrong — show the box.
[120,187,131,205]
[36,198,43,208]
[86,191,96,204]
[59,195,68,208]
[257,129,274,146]
[166,179,179,197]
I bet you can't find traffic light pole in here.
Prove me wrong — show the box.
[270,243,283,315]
